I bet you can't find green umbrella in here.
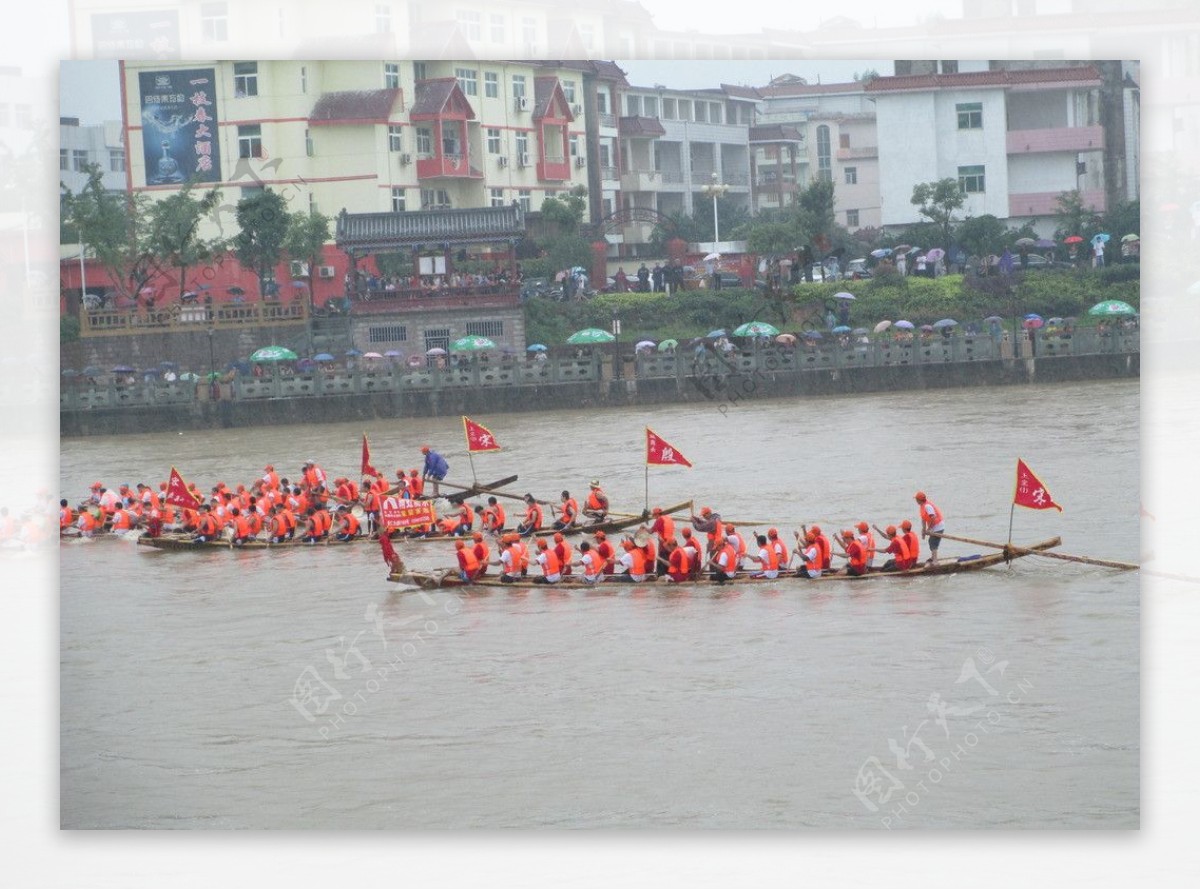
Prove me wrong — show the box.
[1087,300,1137,317]
[567,327,616,344]
[249,345,298,362]
[733,321,780,337]
[450,335,497,351]
[658,338,679,351]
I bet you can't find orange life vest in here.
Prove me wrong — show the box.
[624,547,646,577]
[110,509,133,531]
[538,547,561,577]
[769,537,788,565]
[560,497,579,524]
[555,540,573,574]
[581,551,605,579]
[845,539,868,572]
[472,541,490,568]
[60,506,75,528]
[668,547,690,579]
[903,531,920,565]
[524,503,543,529]
[408,474,424,497]
[596,541,615,573]
[585,490,605,511]
[652,514,675,541]
[716,541,739,575]
[920,501,944,530]
[483,504,505,531]
[457,546,480,576]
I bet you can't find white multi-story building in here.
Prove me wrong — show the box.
[59,118,127,194]
[866,65,1112,235]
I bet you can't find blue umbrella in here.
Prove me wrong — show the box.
[803,330,823,339]
[384,350,403,358]
[707,329,727,338]
[313,353,335,362]
[894,320,915,330]
[291,281,308,289]
[832,325,852,334]
[526,343,548,352]
[83,366,103,377]
[1092,233,1111,244]
[870,248,892,258]
[111,365,136,373]
[933,319,958,329]
[345,348,363,357]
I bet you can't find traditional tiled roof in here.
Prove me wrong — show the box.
[309,89,400,125]
[533,76,573,121]
[618,115,666,137]
[759,81,864,97]
[335,206,527,251]
[864,66,1102,93]
[719,83,764,100]
[748,124,804,143]
[410,78,476,119]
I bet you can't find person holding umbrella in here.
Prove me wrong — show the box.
[1092,235,1107,268]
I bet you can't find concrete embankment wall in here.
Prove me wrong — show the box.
[60,352,1139,438]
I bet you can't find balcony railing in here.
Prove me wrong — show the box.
[352,285,521,314]
[79,300,308,337]
[835,145,878,160]
[1006,125,1104,155]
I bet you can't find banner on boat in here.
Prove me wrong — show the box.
[361,433,380,479]
[646,427,692,468]
[463,416,501,452]
[380,497,436,529]
[164,466,201,510]
[1013,458,1062,512]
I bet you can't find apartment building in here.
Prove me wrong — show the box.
[59,118,128,195]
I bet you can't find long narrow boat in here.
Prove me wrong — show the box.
[527,499,694,540]
[388,536,1063,588]
[137,531,382,550]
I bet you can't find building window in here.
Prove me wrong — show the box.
[839,132,850,149]
[413,62,426,82]
[416,127,432,155]
[517,189,531,212]
[110,148,125,172]
[484,71,499,98]
[72,149,89,172]
[201,2,227,41]
[375,4,392,33]
[490,188,505,207]
[710,102,722,124]
[457,9,481,40]
[238,124,263,159]
[59,148,68,171]
[596,92,608,114]
[305,129,314,156]
[816,125,831,182]
[678,99,692,121]
[626,95,640,116]
[455,67,478,97]
[300,65,307,93]
[569,135,579,157]
[958,164,986,193]
[515,131,528,156]
[384,63,400,89]
[490,13,505,42]
[511,74,526,100]
[487,128,502,154]
[467,320,504,338]
[391,188,406,212]
[563,80,576,104]
[388,124,403,152]
[420,188,451,209]
[240,185,264,200]
[369,325,408,343]
[308,192,316,213]
[957,102,983,130]
[694,101,706,122]
[844,166,857,185]
[233,62,258,97]
[424,328,451,352]
[521,17,537,50]
[940,60,959,74]
[846,209,859,227]
[661,97,675,119]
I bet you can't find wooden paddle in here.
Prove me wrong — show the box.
[936,532,1138,570]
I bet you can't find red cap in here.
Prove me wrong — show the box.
[700,506,712,516]
[901,519,913,530]
[537,538,548,549]
[811,525,821,534]
[915,491,927,502]
[681,527,692,537]
[595,530,607,539]
[856,521,869,532]
[90,481,102,489]
[725,523,735,533]
[768,527,778,537]
[455,540,465,549]
[264,464,274,471]
[652,506,662,515]
[553,532,564,542]
[886,525,897,536]
[420,446,430,453]
[472,531,483,541]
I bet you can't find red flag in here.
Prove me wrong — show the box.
[646,427,692,468]
[164,467,201,510]
[463,416,501,453]
[1014,459,1063,512]
[379,532,399,567]
[361,433,380,479]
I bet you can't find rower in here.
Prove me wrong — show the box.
[794,530,823,579]
[553,490,579,531]
[553,532,574,576]
[837,529,869,576]
[593,530,616,575]
[516,493,543,537]
[649,507,675,549]
[583,479,609,522]
[532,538,563,584]
[878,525,912,571]
[748,533,781,579]
[229,507,255,546]
[690,506,723,556]
[193,505,220,543]
[900,520,920,568]
[724,524,747,565]
[455,539,483,582]
[802,523,833,570]
[335,505,361,541]
[611,539,648,583]
[496,533,522,583]
[663,539,691,583]
[767,528,788,568]
[709,533,739,584]
[855,521,877,569]
[481,496,506,533]
[679,527,703,579]
[576,542,606,584]
[470,531,491,577]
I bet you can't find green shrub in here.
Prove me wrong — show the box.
[60,315,80,343]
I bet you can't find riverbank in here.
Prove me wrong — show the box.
[61,347,1139,437]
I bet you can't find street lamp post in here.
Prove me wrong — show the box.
[207,327,218,400]
[700,172,730,254]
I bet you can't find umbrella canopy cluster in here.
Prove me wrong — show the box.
[733,321,779,337]
[567,328,615,345]
[249,345,297,363]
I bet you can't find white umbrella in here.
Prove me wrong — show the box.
[873,320,892,333]
[834,291,855,301]
[635,340,656,351]
[703,252,721,262]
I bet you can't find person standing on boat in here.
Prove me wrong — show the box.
[420,446,449,497]
[553,490,580,531]
[690,506,723,557]
[650,507,675,550]
[583,480,609,522]
[517,494,544,537]
[532,538,563,584]
[915,492,945,565]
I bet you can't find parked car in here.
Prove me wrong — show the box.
[845,258,872,279]
[1020,253,1074,271]
[519,277,552,301]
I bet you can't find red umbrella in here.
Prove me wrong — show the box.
[1063,235,1084,244]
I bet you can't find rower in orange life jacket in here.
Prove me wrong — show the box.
[795,530,824,579]
[879,525,912,571]
[482,497,506,532]
[455,539,482,582]
[593,531,616,575]
[335,506,361,541]
[576,541,607,582]
[583,479,608,521]
[228,507,254,545]
[262,464,280,491]
[408,470,424,499]
[267,507,288,543]
[532,538,562,583]
[900,520,920,569]
[301,460,327,491]
[517,494,543,537]
[840,530,868,576]
[611,539,648,583]
[680,527,703,579]
[664,540,691,582]
[470,532,490,577]
[497,534,522,582]
[805,524,832,570]
[553,490,580,531]
[710,535,740,583]
[767,528,788,567]
[193,506,220,542]
[724,525,746,562]
[110,503,135,531]
[749,533,781,579]
[552,532,573,576]
[855,521,877,568]
[59,500,75,531]
[650,507,676,549]
[76,508,100,537]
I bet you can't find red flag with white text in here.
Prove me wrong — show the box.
[1013,458,1063,512]
[165,467,201,510]
[361,433,380,479]
[463,416,501,453]
[646,428,693,468]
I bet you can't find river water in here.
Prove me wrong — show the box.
[59,379,1139,829]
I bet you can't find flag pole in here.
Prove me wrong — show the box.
[468,450,478,486]
[645,463,649,514]
[1007,501,1015,546]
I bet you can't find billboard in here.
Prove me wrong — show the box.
[138,67,222,185]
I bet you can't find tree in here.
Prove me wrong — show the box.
[283,208,332,307]
[60,163,156,302]
[911,178,966,251]
[538,186,588,235]
[1053,189,1100,242]
[854,68,880,84]
[233,189,289,298]
[797,178,836,236]
[144,182,224,302]
[954,214,1007,258]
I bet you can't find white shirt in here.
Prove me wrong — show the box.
[756,546,779,579]
[535,552,561,583]
[617,551,646,582]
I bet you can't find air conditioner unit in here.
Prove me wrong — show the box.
[399,153,412,165]
[515,96,530,112]
[498,156,509,167]
[317,265,336,279]
[575,156,586,168]
[572,104,582,115]
[516,152,529,167]
[289,261,309,277]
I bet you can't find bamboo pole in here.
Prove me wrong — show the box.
[936,532,1138,571]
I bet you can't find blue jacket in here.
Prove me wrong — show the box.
[423,451,449,478]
